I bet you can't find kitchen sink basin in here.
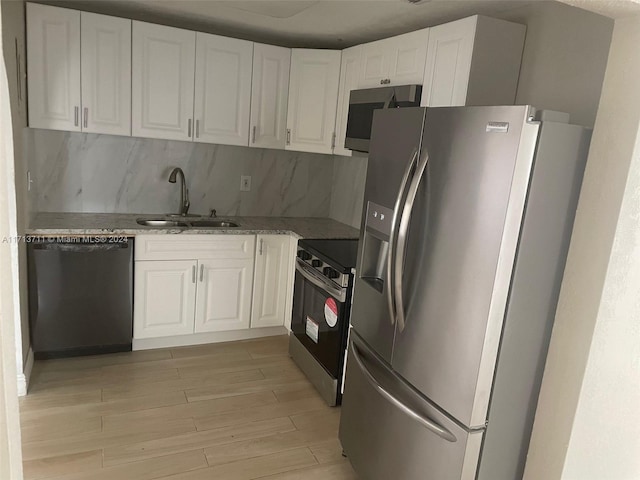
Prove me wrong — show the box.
[136,217,239,228]
[136,219,189,227]
[189,220,239,228]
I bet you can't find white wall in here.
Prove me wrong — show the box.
[523,12,640,480]
[499,1,613,127]
[0,2,24,477]
[0,0,30,395]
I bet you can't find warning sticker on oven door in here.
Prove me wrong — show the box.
[324,298,338,327]
[305,316,319,343]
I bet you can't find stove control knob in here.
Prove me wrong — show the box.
[297,250,312,261]
[323,267,340,279]
[312,259,323,268]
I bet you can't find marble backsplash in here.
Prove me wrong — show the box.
[25,129,367,227]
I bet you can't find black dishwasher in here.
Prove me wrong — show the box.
[28,237,134,359]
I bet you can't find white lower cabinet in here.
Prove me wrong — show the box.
[134,260,197,339]
[251,235,292,328]
[134,234,295,346]
[195,258,254,333]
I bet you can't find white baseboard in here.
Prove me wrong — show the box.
[17,347,34,397]
[132,326,289,351]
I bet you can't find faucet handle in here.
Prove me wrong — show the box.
[209,209,217,218]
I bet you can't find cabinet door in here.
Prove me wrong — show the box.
[195,258,254,333]
[286,49,341,154]
[334,46,362,157]
[421,17,476,107]
[194,33,253,146]
[250,44,291,149]
[358,39,390,88]
[251,235,292,328]
[387,29,429,86]
[81,12,131,135]
[27,3,81,131]
[132,21,196,141]
[134,260,197,339]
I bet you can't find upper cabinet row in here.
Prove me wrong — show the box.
[26,3,526,156]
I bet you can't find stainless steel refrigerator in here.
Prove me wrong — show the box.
[339,106,591,480]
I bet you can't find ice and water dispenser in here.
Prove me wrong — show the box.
[359,201,394,293]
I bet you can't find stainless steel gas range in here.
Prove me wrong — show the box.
[289,238,358,406]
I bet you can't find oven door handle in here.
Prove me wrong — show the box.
[296,258,346,302]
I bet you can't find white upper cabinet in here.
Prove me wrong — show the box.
[250,44,291,150]
[334,45,362,157]
[358,28,429,88]
[421,16,526,107]
[132,21,196,141]
[27,3,81,131]
[359,39,388,89]
[286,49,341,155]
[80,12,131,136]
[194,33,253,146]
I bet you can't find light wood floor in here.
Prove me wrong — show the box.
[20,335,358,480]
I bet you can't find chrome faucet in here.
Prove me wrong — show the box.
[168,167,190,216]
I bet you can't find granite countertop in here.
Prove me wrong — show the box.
[26,213,360,240]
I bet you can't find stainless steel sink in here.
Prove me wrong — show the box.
[189,220,239,228]
[136,219,189,227]
[136,217,239,228]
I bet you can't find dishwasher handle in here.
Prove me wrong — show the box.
[31,242,130,252]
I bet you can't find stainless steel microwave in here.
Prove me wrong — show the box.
[345,84,422,153]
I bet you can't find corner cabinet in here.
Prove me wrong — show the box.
[250,44,291,149]
[333,46,362,157]
[251,235,293,328]
[421,16,526,107]
[286,49,341,154]
[358,28,429,88]
[131,21,196,141]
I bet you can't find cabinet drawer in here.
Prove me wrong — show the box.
[135,235,256,261]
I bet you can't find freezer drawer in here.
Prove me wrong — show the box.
[339,336,483,480]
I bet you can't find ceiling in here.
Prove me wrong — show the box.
[39,0,545,48]
[39,0,640,48]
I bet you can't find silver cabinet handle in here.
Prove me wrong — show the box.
[188,119,192,138]
[331,132,336,149]
[350,339,457,442]
[394,148,430,332]
[252,125,257,144]
[387,148,419,327]
[192,265,196,283]
[199,264,204,282]
[286,129,291,145]
[83,107,88,128]
[74,106,79,126]
[259,238,263,255]
[195,120,200,138]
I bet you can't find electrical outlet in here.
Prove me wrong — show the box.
[240,175,251,192]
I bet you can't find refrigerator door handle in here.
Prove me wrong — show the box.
[394,149,430,332]
[351,340,457,442]
[387,148,419,326]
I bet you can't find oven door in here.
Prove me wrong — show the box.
[291,259,349,378]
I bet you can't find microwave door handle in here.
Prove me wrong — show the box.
[350,339,457,442]
[394,149,430,332]
[387,148,419,326]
